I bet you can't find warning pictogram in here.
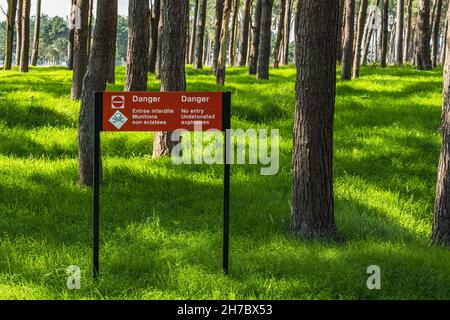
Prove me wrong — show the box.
[111,95,125,109]
[109,110,128,129]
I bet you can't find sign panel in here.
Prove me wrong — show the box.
[102,92,223,132]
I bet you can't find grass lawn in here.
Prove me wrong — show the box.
[0,65,449,299]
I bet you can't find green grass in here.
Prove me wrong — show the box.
[0,64,449,299]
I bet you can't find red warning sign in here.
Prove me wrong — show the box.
[102,92,223,132]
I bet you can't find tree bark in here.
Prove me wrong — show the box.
[87,0,93,57]
[71,0,90,100]
[31,0,41,66]
[273,0,287,68]
[217,0,232,84]
[281,0,292,65]
[238,0,252,66]
[212,0,224,73]
[416,0,433,70]
[291,0,340,240]
[155,4,163,79]
[229,0,240,66]
[432,0,443,67]
[341,0,354,80]
[68,0,75,70]
[15,0,23,67]
[4,0,17,70]
[189,0,199,64]
[148,0,161,73]
[380,0,389,67]
[153,0,188,158]
[248,0,262,74]
[432,2,450,245]
[395,0,404,65]
[78,0,118,186]
[125,0,149,91]
[352,0,369,78]
[107,12,118,84]
[194,0,208,68]
[441,5,449,65]
[256,0,273,79]
[404,0,413,63]
[19,0,30,73]
[337,0,345,63]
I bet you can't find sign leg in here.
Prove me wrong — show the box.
[93,93,102,280]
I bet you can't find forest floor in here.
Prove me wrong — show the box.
[0,65,449,299]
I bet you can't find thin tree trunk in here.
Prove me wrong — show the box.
[273,0,286,68]
[341,0,354,80]
[395,0,404,65]
[152,0,188,158]
[256,0,273,79]
[212,0,224,73]
[19,0,30,73]
[281,0,292,65]
[404,0,413,63]
[217,0,232,84]
[238,0,252,66]
[380,0,389,67]
[155,4,163,79]
[4,0,17,70]
[78,0,118,186]
[189,0,199,64]
[31,0,41,66]
[125,0,149,91]
[15,0,23,67]
[361,0,379,65]
[352,0,368,78]
[442,7,448,65]
[148,0,161,73]
[68,0,75,70]
[229,0,240,66]
[71,0,90,100]
[291,0,340,240]
[194,0,208,69]
[432,0,443,67]
[87,0,93,57]
[432,1,450,245]
[107,13,118,84]
[337,0,345,62]
[248,0,262,74]
[416,0,433,70]
[388,20,397,63]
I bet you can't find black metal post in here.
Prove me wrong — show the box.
[93,92,102,280]
[223,92,231,275]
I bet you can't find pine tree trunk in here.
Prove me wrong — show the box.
[71,0,90,100]
[361,1,379,65]
[155,4,163,79]
[404,0,413,63]
[337,0,345,63]
[217,0,232,84]
[148,0,161,73]
[248,0,262,74]
[125,0,149,91]
[68,0,75,70]
[238,0,251,66]
[19,0,30,73]
[380,0,389,67]
[441,10,448,65]
[153,0,188,158]
[416,0,433,70]
[31,0,41,66]
[432,0,443,67]
[4,0,17,70]
[87,0,93,57]
[229,0,240,66]
[212,0,224,73]
[291,0,340,240]
[281,0,292,65]
[341,0,354,80]
[107,13,118,84]
[78,0,118,186]
[194,0,207,69]
[256,0,273,79]
[16,0,23,67]
[189,0,199,64]
[273,0,286,68]
[352,0,368,78]
[432,2,450,245]
[396,0,404,65]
